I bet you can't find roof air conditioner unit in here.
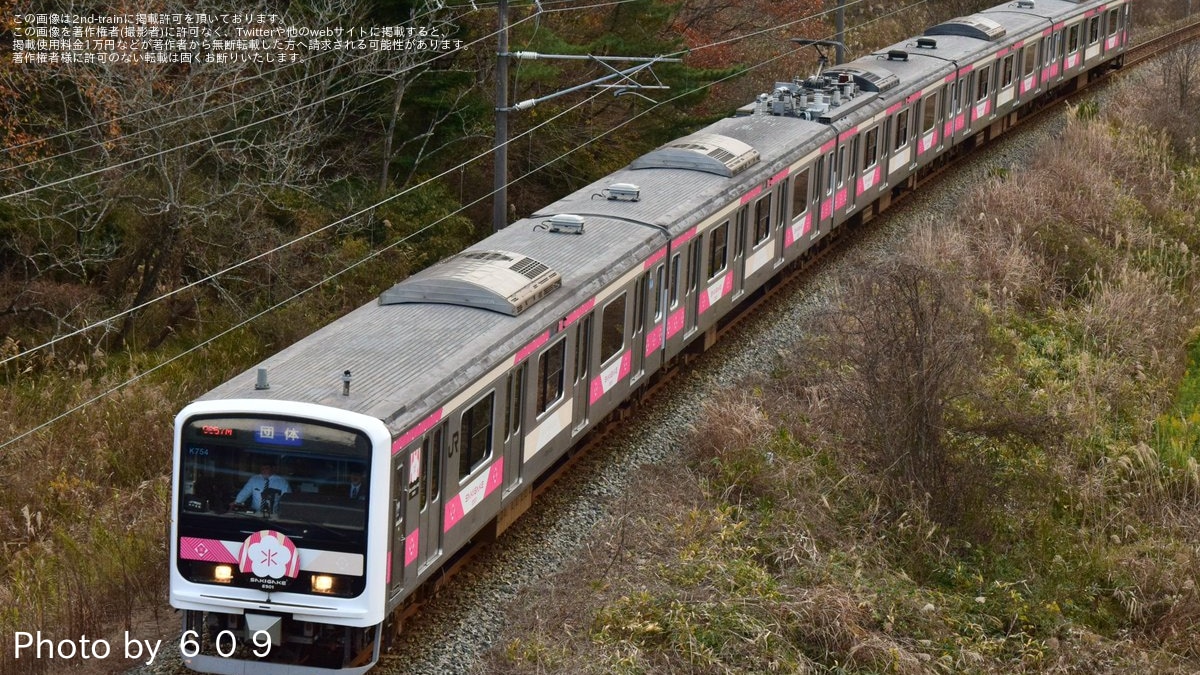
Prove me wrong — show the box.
[545,214,585,235]
[605,183,641,201]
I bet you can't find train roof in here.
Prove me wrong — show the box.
[200,212,663,433]
[197,0,1118,437]
[200,111,829,436]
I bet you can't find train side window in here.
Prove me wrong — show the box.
[669,253,681,308]
[419,436,430,510]
[1001,55,1015,87]
[977,65,991,102]
[1044,34,1058,67]
[1106,9,1119,36]
[459,392,494,480]
[574,314,592,384]
[836,146,847,187]
[1068,25,1080,54]
[708,221,729,279]
[894,109,910,150]
[1023,42,1038,77]
[754,194,772,244]
[820,155,832,196]
[921,92,938,134]
[688,240,702,292]
[652,264,665,321]
[634,273,648,336]
[863,128,879,169]
[735,207,748,259]
[1088,17,1100,45]
[503,363,525,439]
[430,424,443,503]
[535,338,565,415]
[958,78,969,112]
[600,292,626,363]
[790,168,810,219]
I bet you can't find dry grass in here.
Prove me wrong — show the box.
[481,64,1200,675]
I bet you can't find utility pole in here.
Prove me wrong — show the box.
[491,5,680,231]
[493,0,510,234]
[835,0,845,65]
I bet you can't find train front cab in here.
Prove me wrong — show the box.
[171,401,392,675]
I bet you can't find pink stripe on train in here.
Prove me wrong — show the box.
[393,409,444,454]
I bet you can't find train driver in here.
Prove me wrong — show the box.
[231,463,291,512]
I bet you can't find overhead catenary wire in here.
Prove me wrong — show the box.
[0,0,932,453]
[0,0,876,370]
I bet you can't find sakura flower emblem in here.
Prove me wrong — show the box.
[249,536,291,578]
[238,530,300,582]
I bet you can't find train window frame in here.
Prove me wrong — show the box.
[1044,34,1058,67]
[600,292,627,364]
[1001,54,1015,88]
[419,436,430,510]
[503,362,525,440]
[652,263,665,321]
[976,65,991,102]
[1067,24,1080,54]
[921,92,938,134]
[669,253,681,309]
[429,423,443,504]
[1023,42,1038,77]
[458,391,495,482]
[753,193,772,244]
[863,127,879,169]
[1106,9,1119,36]
[535,338,566,416]
[708,221,729,280]
[574,314,592,385]
[825,151,835,195]
[1088,17,1100,46]
[894,109,910,151]
[790,168,811,220]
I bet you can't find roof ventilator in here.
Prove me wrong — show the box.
[1016,0,1035,8]
[916,37,937,49]
[630,132,760,177]
[593,183,641,202]
[542,214,586,235]
[887,50,909,61]
[379,249,561,316]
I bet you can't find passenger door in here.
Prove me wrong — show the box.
[502,364,525,495]
[418,429,443,572]
[571,313,593,434]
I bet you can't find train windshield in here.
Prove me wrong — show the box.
[177,415,372,547]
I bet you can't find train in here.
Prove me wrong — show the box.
[170,1,1131,672]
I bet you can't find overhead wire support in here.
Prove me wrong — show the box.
[504,54,680,111]
[492,0,681,232]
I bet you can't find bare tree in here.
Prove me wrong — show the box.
[1,0,468,356]
[1161,42,1200,106]
[815,231,984,516]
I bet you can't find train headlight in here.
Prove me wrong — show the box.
[311,575,335,593]
[214,565,234,583]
